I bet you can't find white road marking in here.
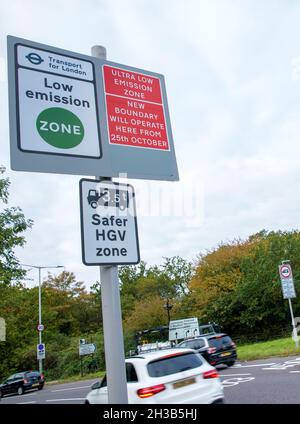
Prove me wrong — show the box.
[220,373,252,377]
[46,398,85,402]
[17,401,37,404]
[51,385,91,392]
[262,359,300,370]
[222,376,255,387]
[3,392,37,399]
[234,363,276,368]
[289,371,300,373]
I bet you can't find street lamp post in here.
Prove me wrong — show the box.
[164,299,173,325]
[21,264,64,373]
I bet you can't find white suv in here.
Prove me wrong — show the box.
[85,348,224,404]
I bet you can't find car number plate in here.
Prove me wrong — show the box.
[173,377,196,389]
[220,352,231,357]
[32,383,39,387]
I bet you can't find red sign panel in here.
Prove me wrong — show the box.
[103,65,169,151]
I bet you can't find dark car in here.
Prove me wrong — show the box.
[0,371,45,397]
[178,333,237,367]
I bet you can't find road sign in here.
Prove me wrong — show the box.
[37,324,44,331]
[279,263,296,299]
[103,65,170,151]
[101,63,178,181]
[37,343,45,360]
[79,343,96,356]
[7,36,105,177]
[79,179,140,265]
[279,265,291,279]
[169,318,199,341]
[7,35,179,181]
[0,318,6,342]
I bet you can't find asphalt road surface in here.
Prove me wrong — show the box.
[2,355,300,404]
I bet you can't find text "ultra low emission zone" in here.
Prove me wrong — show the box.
[79,179,140,265]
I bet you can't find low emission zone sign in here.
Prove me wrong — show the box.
[7,35,179,181]
[79,179,140,265]
[8,37,102,171]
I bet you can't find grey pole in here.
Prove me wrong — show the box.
[91,45,128,404]
[288,298,299,349]
[38,267,43,373]
[21,264,64,374]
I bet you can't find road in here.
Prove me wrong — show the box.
[1,355,300,404]
[0,378,99,404]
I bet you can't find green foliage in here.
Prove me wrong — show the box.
[187,230,300,339]
[120,257,194,335]
[0,167,33,285]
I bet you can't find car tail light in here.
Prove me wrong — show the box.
[40,374,44,380]
[208,347,216,354]
[203,370,219,379]
[137,384,166,398]
[23,379,28,384]
[231,342,236,348]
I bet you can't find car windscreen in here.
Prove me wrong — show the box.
[147,352,202,377]
[208,336,232,349]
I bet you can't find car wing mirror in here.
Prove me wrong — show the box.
[91,381,101,390]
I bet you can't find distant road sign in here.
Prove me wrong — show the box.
[169,318,199,341]
[37,343,45,360]
[79,343,96,356]
[79,179,140,266]
[279,263,296,299]
[279,264,292,279]
[37,324,44,331]
[0,318,6,342]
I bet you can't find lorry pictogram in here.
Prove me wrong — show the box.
[87,187,129,210]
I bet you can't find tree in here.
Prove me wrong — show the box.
[120,257,194,333]
[185,230,300,339]
[0,167,33,285]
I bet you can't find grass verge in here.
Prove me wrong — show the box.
[237,337,300,361]
[46,370,105,386]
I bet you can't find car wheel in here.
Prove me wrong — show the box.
[227,361,235,367]
[85,400,90,405]
[0,390,3,398]
[17,386,24,395]
[38,385,44,391]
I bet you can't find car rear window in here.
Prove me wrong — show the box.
[208,336,232,349]
[147,352,203,377]
[25,372,40,378]
[186,339,206,349]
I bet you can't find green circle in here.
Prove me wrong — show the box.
[36,107,84,149]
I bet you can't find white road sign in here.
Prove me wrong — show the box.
[16,45,100,158]
[79,343,96,356]
[79,179,140,265]
[37,343,45,360]
[0,318,6,342]
[169,318,199,341]
[279,264,296,299]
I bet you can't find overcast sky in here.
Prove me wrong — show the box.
[1,0,300,289]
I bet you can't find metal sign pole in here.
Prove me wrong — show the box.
[288,298,299,349]
[92,45,128,404]
[38,267,43,374]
